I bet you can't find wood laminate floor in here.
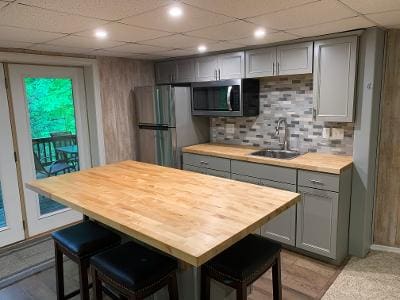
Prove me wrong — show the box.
[0,250,343,300]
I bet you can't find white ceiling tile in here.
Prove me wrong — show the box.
[48,35,124,49]
[0,3,107,34]
[186,21,276,41]
[248,0,357,30]
[233,31,299,46]
[366,10,400,27]
[152,48,197,57]
[143,34,213,48]
[0,26,65,43]
[287,16,374,36]
[77,22,170,43]
[0,40,33,48]
[204,41,245,52]
[17,0,173,21]
[87,49,135,57]
[340,0,400,14]
[107,43,171,53]
[182,0,316,19]
[0,2,7,8]
[29,44,91,54]
[120,3,233,33]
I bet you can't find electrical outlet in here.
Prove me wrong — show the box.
[322,128,331,139]
[225,123,235,135]
[331,128,344,140]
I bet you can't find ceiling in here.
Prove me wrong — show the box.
[0,0,399,59]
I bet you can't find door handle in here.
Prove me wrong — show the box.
[218,68,221,80]
[309,179,323,185]
[226,86,233,111]
[273,62,275,75]
[200,160,208,165]
[277,62,280,75]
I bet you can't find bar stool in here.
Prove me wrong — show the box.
[90,241,179,300]
[201,234,282,300]
[52,221,121,300]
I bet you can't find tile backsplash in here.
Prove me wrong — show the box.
[210,75,354,155]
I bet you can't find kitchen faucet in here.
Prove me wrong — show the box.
[275,118,289,150]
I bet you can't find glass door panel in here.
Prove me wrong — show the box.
[9,64,91,237]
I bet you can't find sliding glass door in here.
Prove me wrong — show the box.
[0,64,24,247]
[8,64,91,236]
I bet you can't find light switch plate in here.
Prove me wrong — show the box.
[331,128,344,140]
[225,123,235,135]
[322,127,331,139]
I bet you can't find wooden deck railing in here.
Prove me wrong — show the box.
[32,135,77,166]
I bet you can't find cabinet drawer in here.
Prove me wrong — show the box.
[182,164,204,174]
[231,174,261,185]
[206,169,231,179]
[231,160,296,184]
[260,179,296,192]
[298,170,339,192]
[182,153,230,172]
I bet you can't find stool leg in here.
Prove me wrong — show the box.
[201,268,210,300]
[167,272,179,300]
[272,253,282,300]
[91,268,103,300]
[78,261,90,300]
[236,283,247,300]
[54,242,64,300]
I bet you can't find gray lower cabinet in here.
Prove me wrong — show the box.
[182,153,230,179]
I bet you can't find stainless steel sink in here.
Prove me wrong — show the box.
[250,149,300,159]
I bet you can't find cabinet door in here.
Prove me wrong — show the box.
[218,51,245,80]
[260,180,297,246]
[182,164,205,174]
[245,48,276,78]
[195,55,218,82]
[296,187,338,259]
[313,36,358,122]
[205,168,231,179]
[175,59,195,83]
[277,42,313,75]
[155,61,176,84]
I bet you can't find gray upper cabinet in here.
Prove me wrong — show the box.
[175,59,195,83]
[194,55,219,82]
[246,47,276,78]
[218,51,245,80]
[155,61,176,84]
[276,42,313,75]
[313,36,358,122]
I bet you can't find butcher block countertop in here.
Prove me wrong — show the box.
[26,161,300,267]
[182,143,353,175]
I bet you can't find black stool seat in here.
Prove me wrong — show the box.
[91,241,177,291]
[206,234,281,281]
[52,221,121,257]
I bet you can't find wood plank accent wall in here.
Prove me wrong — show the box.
[97,57,154,163]
[374,30,400,247]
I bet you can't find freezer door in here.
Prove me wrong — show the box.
[156,85,175,127]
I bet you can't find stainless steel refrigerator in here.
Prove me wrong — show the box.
[134,85,209,169]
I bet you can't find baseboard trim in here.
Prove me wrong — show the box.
[370,244,400,254]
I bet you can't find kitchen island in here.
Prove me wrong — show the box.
[26,160,300,299]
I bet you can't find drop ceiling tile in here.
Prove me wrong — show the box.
[0,2,7,8]
[288,16,374,37]
[0,3,107,34]
[107,43,171,53]
[152,48,197,57]
[87,49,135,57]
[17,0,173,21]
[120,3,233,33]
[29,44,91,54]
[143,34,213,49]
[233,31,299,46]
[186,21,276,41]
[48,35,124,49]
[182,0,316,19]
[0,40,33,48]
[77,23,170,43]
[193,41,244,52]
[366,10,400,27]
[340,0,400,14]
[247,0,357,30]
[0,26,65,43]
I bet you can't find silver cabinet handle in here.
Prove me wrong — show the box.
[218,68,221,80]
[200,160,208,165]
[215,69,217,80]
[277,62,280,75]
[273,62,275,75]
[310,179,323,185]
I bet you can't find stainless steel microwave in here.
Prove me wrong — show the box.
[191,79,260,117]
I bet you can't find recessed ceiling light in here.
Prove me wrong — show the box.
[254,28,266,39]
[94,29,108,39]
[168,6,183,17]
[198,45,207,53]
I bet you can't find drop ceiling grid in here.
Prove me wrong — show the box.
[0,0,398,58]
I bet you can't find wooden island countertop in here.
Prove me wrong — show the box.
[26,160,300,267]
[183,143,353,174]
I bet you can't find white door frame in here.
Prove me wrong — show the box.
[0,64,25,246]
[8,64,90,236]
